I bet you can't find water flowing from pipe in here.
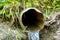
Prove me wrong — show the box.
[28,30,40,40]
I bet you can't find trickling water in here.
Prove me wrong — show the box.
[28,30,40,40]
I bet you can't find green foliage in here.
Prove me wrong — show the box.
[0,0,20,18]
[26,2,32,8]
[0,0,60,18]
[43,0,60,17]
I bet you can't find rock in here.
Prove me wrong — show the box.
[40,11,60,40]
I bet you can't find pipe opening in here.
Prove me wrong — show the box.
[21,9,44,27]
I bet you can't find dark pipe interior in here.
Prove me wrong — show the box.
[22,9,43,26]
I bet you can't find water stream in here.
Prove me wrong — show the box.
[28,30,40,40]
